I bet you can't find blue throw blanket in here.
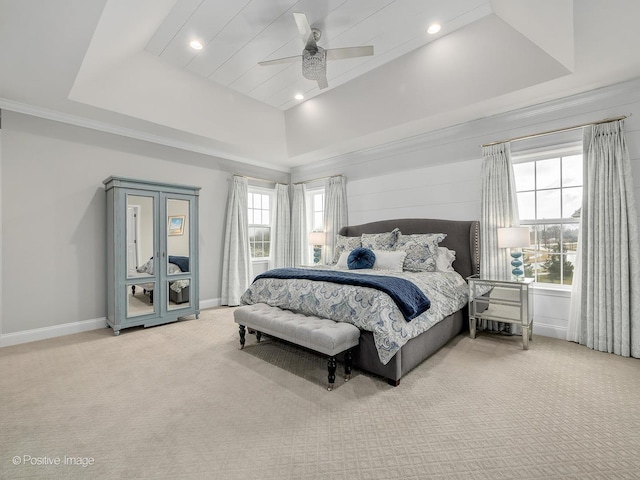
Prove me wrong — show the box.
[254,268,431,321]
[168,256,189,272]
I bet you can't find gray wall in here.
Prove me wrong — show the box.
[0,111,287,340]
[292,77,640,339]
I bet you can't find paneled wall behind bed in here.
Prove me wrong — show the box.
[291,77,640,340]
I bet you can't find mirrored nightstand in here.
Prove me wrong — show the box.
[467,274,534,349]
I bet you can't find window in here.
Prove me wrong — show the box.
[248,190,271,259]
[308,189,325,231]
[306,188,325,264]
[513,148,582,286]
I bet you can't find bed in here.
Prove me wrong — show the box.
[240,218,480,385]
[133,256,191,305]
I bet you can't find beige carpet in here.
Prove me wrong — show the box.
[1,307,639,480]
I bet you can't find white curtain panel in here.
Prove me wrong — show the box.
[221,176,253,306]
[272,183,292,268]
[567,223,583,342]
[480,143,520,331]
[323,176,348,264]
[576,120,640,357]
[290,184,307,267]
[480,143,520,279]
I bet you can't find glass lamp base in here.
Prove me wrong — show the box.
[510,251,524,280]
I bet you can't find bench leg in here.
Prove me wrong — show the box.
[344,349,353,381]
[327,356,337,391]
[256,331,262,343]
[238,324,246,350]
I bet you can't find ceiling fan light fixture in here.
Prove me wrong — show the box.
[258,12,372,90]
[302,47,326,80]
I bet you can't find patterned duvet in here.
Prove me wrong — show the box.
[240,268,469,365]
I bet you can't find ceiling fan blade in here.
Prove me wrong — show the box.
[317,75,329,90]
[258,55,302,66]
[293,12,317,51]
[325,45,374,61]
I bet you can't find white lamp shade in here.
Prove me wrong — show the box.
[308,231,326,246]
[497,227,530,248]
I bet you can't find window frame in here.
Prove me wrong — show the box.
[247,186,274,260]
[305,186,326,264]
[306,187,325,232]
[512,143,582,287]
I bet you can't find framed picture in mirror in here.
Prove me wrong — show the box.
[168,215,185,236]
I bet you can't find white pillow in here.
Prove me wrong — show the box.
[436,247,456,272]
[335,251,351,269]
[372,250,407,272]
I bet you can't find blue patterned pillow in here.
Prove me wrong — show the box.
[361,228,399,251]
[347,248,376,270]
[395,233,447,272]
[332,235,362,264]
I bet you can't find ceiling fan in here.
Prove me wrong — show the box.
[258,12,374,90]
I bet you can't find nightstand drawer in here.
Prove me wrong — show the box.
[472,300,531,324]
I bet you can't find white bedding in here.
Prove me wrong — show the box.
[240,267,469,364]
[135,260,189,292]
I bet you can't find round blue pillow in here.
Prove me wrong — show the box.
[347,247,376,270]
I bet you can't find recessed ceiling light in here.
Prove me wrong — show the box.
[190,40,203,50]
[427,23,441,35]
[294,93,304,100]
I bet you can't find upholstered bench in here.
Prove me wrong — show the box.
[234,303,360,391]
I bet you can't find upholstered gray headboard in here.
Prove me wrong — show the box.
[339,218,480,280]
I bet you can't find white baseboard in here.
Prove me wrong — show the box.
[1,298,222,348]
[0,317,108,347]
[199,298,221,310]
[533,322,567,340]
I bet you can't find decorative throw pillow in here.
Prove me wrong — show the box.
[332,235,362,264]
[332,234,362,265]
[348,248,376,270]
[372,250,407,272]
[436,247,456,272]
[137,258,154,274]
[361,228,400,251]
[395,233,447,272]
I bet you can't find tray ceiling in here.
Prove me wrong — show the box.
[145,0,493,109]
[2,0,640,169]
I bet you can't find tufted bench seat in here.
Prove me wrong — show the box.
[234,303,360,391]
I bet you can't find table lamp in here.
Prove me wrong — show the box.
[497,227,530,280]
[308,231,326,264]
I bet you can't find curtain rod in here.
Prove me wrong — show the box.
[481,115,629,147]
[231,174,286,184]
[294,174,343,185]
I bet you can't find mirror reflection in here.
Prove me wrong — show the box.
[127,283,155,317]
[126,194,154,280]
[167,279,190,310]
[167,198,190,275]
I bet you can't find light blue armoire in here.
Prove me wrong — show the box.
[104,176,200,335]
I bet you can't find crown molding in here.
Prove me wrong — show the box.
[0,98,291,173]
[292,76,640,181]
[4,75,640,180]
